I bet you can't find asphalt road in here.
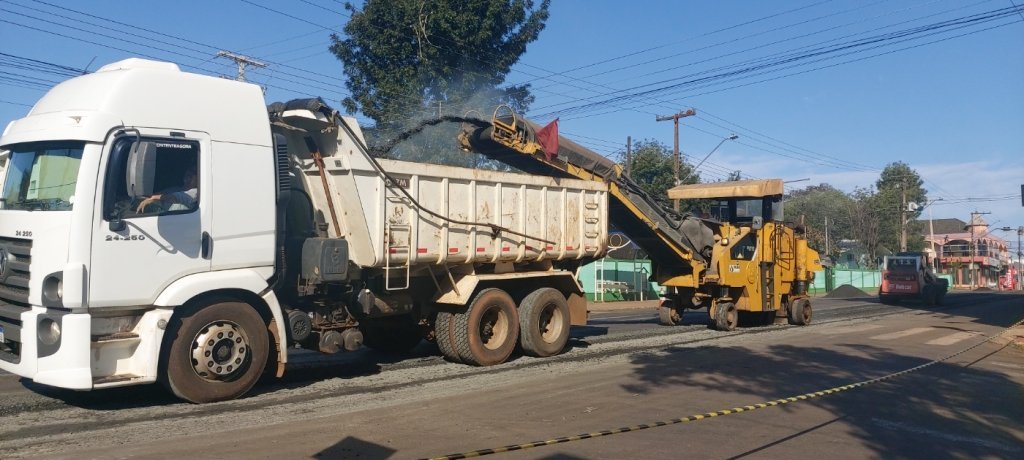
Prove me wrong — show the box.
[1,292,1022,459]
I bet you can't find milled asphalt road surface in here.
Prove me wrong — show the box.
[1,291,1021,459]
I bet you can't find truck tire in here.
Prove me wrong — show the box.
[434,311,462,363]
[454,288,520,366]
[518,288,571,357]
[788,298,812,326]
[658,300,681,326]
[161,301,269,403]
[713,302,738,331]
[360,315,423,353]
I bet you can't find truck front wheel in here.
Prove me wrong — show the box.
[518,288,570,357]
[161,301,269,403]
[454,288,520,366]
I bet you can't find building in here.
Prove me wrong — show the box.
[919,216,1010,289]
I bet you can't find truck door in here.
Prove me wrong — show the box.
[89,131,212,307]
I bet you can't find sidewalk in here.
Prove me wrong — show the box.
[587,299,659,312]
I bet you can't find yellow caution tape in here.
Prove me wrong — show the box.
[426,317,1024,460]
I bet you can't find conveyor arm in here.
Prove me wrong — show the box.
[458,108,715,281]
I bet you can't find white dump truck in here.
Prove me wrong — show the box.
[0,59,608,402]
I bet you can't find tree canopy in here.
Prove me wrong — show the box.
[784,183,854,256]
[624,139,697,204]
[330,0,550,131]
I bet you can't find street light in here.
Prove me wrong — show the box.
[692,134,739,176]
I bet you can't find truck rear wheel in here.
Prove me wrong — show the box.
[518,288,570,357]
[788,298,812,325]
[454,288,520,366]
[161,301,269,403]
[360,315,423,353]
[434,311,462,363]
[713,302,738,331]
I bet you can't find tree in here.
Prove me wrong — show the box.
[624,139,697,205]
[873,162,928,253]
[784,183,854,255]
[330,0,550,138]
[848,187,883,267]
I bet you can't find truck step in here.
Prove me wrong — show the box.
[91,332,140,343]
[92,373,142,385]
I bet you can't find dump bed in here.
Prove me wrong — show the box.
[343,157,608,267]
[270,101,608,270]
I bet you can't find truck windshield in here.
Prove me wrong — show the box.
[0,141,84,211]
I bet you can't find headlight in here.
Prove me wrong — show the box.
[38,318,61,345]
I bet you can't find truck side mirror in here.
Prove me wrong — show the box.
[751,216,763,230]
[126,141,157,197]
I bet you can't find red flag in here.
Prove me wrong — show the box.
[536,118,559,161]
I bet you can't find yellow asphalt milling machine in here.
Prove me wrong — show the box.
[459,107,824,331]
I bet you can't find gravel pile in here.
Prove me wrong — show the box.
[824,284,870,299]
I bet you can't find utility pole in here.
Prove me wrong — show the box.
[216,51,267,82]
[824,216,830,256]
[625,136,632,179]
[1018,227,1023,291]
[656,109,696,211]
[899,182,908,252]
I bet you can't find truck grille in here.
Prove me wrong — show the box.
[0,237,31,307]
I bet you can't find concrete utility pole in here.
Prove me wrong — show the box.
[899,183,908,252]
[656,109,696,211]
[216,51,267,82]
[969,211,991,289]
[625,136,632,179]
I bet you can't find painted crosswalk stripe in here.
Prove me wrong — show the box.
[926,331,978,346]
[815,324,885,335]
[870,327,935,341]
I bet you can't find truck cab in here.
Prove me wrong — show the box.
[0,59,280,398]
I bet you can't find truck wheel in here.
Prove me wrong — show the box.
[161,301,269,403]
[788,298,812,326]
[360,315,423,353]
[658,300,681,326]
[454,288,520,366]
[519,288,570,357]
[713,302,738,331]
[434,311,462,363]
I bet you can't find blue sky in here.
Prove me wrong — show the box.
[1,0,1022,245]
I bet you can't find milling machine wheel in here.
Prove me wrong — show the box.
[518,288,571,357]
[453,288,520,366]
[658,300,682,326]
[161,301,269,403]
[713,302,738,331]
[788,298,812,326]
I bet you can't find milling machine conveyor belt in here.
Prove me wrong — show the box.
[459,115,716,276]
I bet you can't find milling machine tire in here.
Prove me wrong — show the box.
[518,288,571,358]
[434,311,462,363]
[713,302,738,331]
[658,300,682,326]
[788,298,812,326]
[454,288,520,366]
[160,301,269,403]
[360,315,423,353]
